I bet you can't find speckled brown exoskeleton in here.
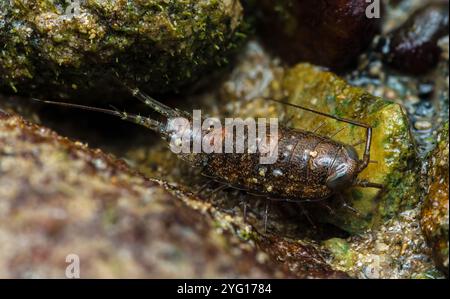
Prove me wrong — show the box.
[34,86,383,230]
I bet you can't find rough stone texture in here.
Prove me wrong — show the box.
[119,42,440,278]
[248,0,381,70]
[383,1,449,75]
[0,0,245,96]
[0,109,346,278]
[421,122,449,276]
[218,59,420,233]
[322,209,439,279]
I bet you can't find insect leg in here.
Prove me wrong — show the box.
[327,126,347,139]
[317,201,335,216]
[263,199,271,233]
[297,203,317,229]
[195,180,214,195]
[337,193,361,216]
[240,194,249,223]
[266,98,373,173]
[283,114,296,127]
[313,121,327,133]
[268,197,321,204]
[352,139,365,147]
[354,179,384,189]
[209,183,229,196]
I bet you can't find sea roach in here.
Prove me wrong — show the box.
[34,87,383,229]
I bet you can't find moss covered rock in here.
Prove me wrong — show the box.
[0,0,245,96]
[282,64,420,233]
[421,122,449,276]
[226,62,420,233]
[322,238,356,269]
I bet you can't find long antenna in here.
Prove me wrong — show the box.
[32,98,164,133]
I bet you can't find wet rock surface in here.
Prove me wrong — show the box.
[0,109,346,278]
[347,18,448,157]
[250,0,382,70]
[0,0,245,97]
[421,123,449,276]
[322,209,439,279]
[382,1,449,75]
[116,41,442,278]
[216,56,420,234]
[0,0,448,279]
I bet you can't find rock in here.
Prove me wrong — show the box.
[382,1,449,75]
[250,0,382,70]
[282,64,420,233]
[322,238,356,269]
[0,110,273,278]
[322,209,442,279]
[0,109,347,278]
[257,235,349,279]
[421,122,449,276]
[225,63,420,233]
[0,0,245,97]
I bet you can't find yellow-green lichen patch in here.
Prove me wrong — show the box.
[280,64,420,233]
[223,62,420,233]
[322,238,356,270]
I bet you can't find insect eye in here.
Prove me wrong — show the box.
[326,164,351,189]
[345,145,359,161]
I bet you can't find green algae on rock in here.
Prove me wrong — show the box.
[421,122,449,277]
[322,238,356,270]
[281,64,420,233]
[222,61,420,233]
[0,0,245,96]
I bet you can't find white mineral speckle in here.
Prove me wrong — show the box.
[273,169,283,177]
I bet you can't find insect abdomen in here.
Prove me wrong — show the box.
[198,127,344,200]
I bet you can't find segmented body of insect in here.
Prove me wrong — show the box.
[34,86,383,228]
